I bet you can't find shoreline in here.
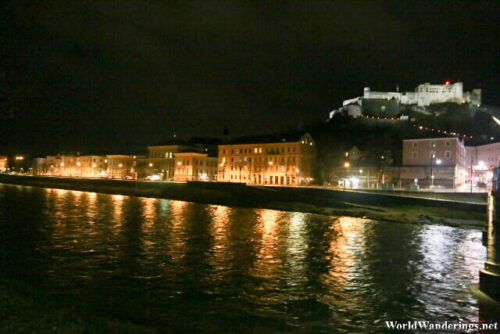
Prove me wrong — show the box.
[0,174,486,229]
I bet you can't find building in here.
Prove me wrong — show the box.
[401,137,467,188]
[0,156,7,172]
[137,144,204,180]
[32,157,47,175]
[77,155,107,177]
[218,133,316,186]
[106,155,136,179]
[466,142,500,186]
[46,156,63,175]
[173,153,218,182]
[336,82,481,115]
[466,142,500,169]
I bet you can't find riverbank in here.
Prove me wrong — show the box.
[0,174,486,228]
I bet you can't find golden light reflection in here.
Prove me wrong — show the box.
[168,201,189,263]
[112,194,125,222]
[253,209,282,279]
[55,188,67,200]
[139,197,158,233]
[207,205,231,275]
[328,217,365,282]
[284,212,308,285]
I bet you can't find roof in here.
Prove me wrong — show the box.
[174,152,214,158]
[223,132,310,145]
[403,137,460,142]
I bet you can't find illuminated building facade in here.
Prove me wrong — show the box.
[173,152,218,182]
[32,157,47,175]
[466,142,500,186]
[363,82,481,107]
[106,155,136,179]
[137,144,202,180]
[0,156,7,172]
[78,156,107,177]
[336,82,481,117]
[218,133,316,185]
[401,137,467,187]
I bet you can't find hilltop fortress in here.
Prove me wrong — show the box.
[361,82,481,107]
[331,82,481,119]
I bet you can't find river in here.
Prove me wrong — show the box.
[0,184,495,332]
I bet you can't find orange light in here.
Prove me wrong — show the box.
[344,161,350,168]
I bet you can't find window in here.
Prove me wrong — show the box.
[445,151,451,159]
[412,151,418,159]
[445,141,451,147]
[430,142,436,148]
[412,142,418,149]
[430,151,436,159]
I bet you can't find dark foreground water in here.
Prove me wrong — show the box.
[0,184,496,332]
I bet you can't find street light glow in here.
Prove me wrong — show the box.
[344,161,350,168]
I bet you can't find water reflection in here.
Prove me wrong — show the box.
[0,184,492,332]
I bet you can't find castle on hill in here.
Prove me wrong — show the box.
[330,81,481,119]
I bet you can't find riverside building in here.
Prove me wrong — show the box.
[105,155,136,179]
[137,144,203,180]
[173,152,218,182]
[0,156,7,172]
[401,137,467,188]
[218,133,316,186]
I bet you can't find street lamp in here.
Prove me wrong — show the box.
[430,155,442,189]
[343,161,350,190]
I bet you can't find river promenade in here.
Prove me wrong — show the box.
[0,174,486,228]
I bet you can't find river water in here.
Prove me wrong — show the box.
[0,184,495,332]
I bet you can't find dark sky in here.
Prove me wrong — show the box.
[1,1,499,154]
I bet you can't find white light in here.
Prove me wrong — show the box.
[492,116,500,127]
[436,159,442,165]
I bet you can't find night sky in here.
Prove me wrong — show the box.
[1,1,499,154]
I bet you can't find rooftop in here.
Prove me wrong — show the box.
[223,132,309,145]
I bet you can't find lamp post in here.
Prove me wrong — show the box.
[343,161,350,190]
[430,154,442,190]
